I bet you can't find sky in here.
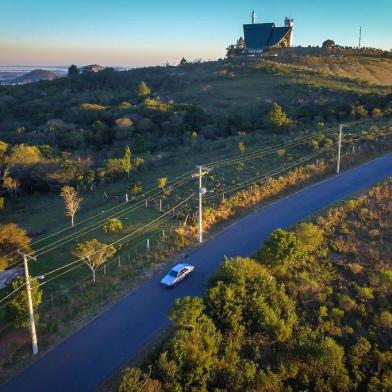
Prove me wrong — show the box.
[0,0,391,67]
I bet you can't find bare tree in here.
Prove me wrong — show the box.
[73,239,116,283]
[60,186,82,227]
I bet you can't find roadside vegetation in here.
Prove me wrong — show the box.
[118,179,392,392]
[0,54,391,380]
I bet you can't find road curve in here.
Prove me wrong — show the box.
[3,153,392,392]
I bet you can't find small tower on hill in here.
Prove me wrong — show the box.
[284,16,294,46]
[251,10,256,24]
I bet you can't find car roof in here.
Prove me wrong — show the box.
[171,263,192,272]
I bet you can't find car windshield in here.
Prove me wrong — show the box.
[169,269,178,278]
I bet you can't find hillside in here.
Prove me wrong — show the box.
[270,56,392,86]
[118,179,392,391]
[5,69,60,85]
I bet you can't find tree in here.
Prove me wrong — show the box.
[0,140,8,156]
[3,175,19,195]
[0,223,31,271]
[265,103,292,130]
[256,228,306,274]
[159,310,221,390]
[296,333,350,391]
[207,257,297,342]
[168,296,205,329]
[349,337,371,387]
[120,367,162,392]
[67,64,80,77]
[157,177,168,191]
[137,81,151,98]
[6,144,42,166]
[105,158,124,178]
[10,277,43,329]
[322,39,336,49]
[294,222,324,252]
[103,218,123,234]
[73,239,116,283]
[179,57,187,66]
[121,146,132,178]
[60,186,82,227]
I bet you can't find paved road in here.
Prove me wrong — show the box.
[3,154,392,392]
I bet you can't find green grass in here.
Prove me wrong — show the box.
[1,117,390,302]
[162,57,392,116]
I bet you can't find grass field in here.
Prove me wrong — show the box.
[158,57,392,116]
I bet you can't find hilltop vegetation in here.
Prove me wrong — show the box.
[119,179,392,392]
[270,56,392,86]
[0,56,390,197]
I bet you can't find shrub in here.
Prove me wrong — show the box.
[265,103,293,130]
[379,311,392,329]
[103,218,123,234]
[338,295,356,312]
[294,222,324,252]
[79,103,106,111]
[115,117,134,129]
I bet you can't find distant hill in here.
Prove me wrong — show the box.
[5,69,60,85]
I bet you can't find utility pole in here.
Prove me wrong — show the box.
[358,26,362,48]
[18,251,38,355]
[193,166,211,243]
[337,124,343,174]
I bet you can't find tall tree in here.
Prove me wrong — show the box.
[67,64,80,77]
[137,81,151,98]
[60,186,82,227]
[0,223,31,271]
[121,146,132,178]
[265,103,292,130]
[73,239,116,283]
[10,277,43,329]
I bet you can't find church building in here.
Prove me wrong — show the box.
[242,11,294,55]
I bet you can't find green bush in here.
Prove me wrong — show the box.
[103,218,123,234]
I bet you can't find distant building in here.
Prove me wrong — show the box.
[243,11,294,54]
[227,11,294,57]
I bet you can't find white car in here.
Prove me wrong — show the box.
[160,263,195,288]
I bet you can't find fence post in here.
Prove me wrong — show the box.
[147,238,150,250]
[159,199,162,212]
[118,254,121,267]
[162,229,165,238]
[104,264,107,275]
[125,193,128,203]
[145,199,148,207]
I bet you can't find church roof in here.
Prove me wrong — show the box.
[243,23,290,49]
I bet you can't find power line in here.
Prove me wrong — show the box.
[2,171,195,267]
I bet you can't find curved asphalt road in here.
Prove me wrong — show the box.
[3,153,392,392]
